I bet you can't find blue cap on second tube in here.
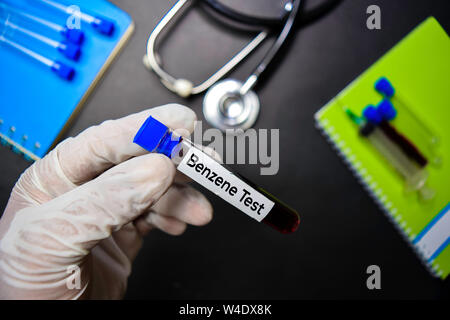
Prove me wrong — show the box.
[62,28,85,45]
[363,105,383,124]
[377,99,397,121]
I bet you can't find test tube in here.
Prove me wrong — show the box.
[375,77,439,147]
[35,0,115,36]
[346,109,434,200]
[0,2,84,44]
[0,34,75,80]
[133,116,300,234]
[0,17,81,60]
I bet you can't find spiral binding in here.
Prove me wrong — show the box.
[314,114,443,279]
[0,119,40,162]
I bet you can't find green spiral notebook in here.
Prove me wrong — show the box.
[315,17,449,279]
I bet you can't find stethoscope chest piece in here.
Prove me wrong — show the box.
[203,79,260,132]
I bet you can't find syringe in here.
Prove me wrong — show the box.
[363,104,428,168]
[133,116,300,234]
[35,0,115,36]
[0,17,81,60]
[0,33,75,80]
[366,92,441,167]
[346,108,434,200]
[375,77,440,147]
[0,2,84,44]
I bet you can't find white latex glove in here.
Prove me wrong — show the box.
[0,104,213,300]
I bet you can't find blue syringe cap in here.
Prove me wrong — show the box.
[58,41,81,61]
[92,17,115,36]
[363,105,382,124]
[377,99,397,121]
[51,61,75,81]
[375,77,395,98]
[62,28,85,45]
[134,116,181,158]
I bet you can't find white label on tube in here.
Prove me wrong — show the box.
[177,147,275,222]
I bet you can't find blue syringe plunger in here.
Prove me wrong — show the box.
[375,77,395,98]
[363,105,383,125]
[57,41,81,61]
[61,28,85,45]
[92,17,114,36]
[51,61,75,81]
[377,99,397,121]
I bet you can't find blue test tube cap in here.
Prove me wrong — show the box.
[133,116,181,158]
[61,28,85,45]
[58,41,81,61]
[375,77,395,98]
[92,17,115,36]
[377,99,397,121]
[363,105,383,125]
[51,61,75,81]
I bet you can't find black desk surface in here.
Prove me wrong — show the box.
[1,0,449,299]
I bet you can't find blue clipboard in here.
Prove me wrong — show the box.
[0,0,134,159]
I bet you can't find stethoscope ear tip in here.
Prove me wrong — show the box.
[143,54,193,98]
[173,79,194,98]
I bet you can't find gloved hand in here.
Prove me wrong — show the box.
[0,104,214,300]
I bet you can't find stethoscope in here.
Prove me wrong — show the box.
[144,0,340,132]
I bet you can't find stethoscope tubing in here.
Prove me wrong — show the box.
[145,0,270,96]
[145,0,341,97]
[240,0,301,95]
